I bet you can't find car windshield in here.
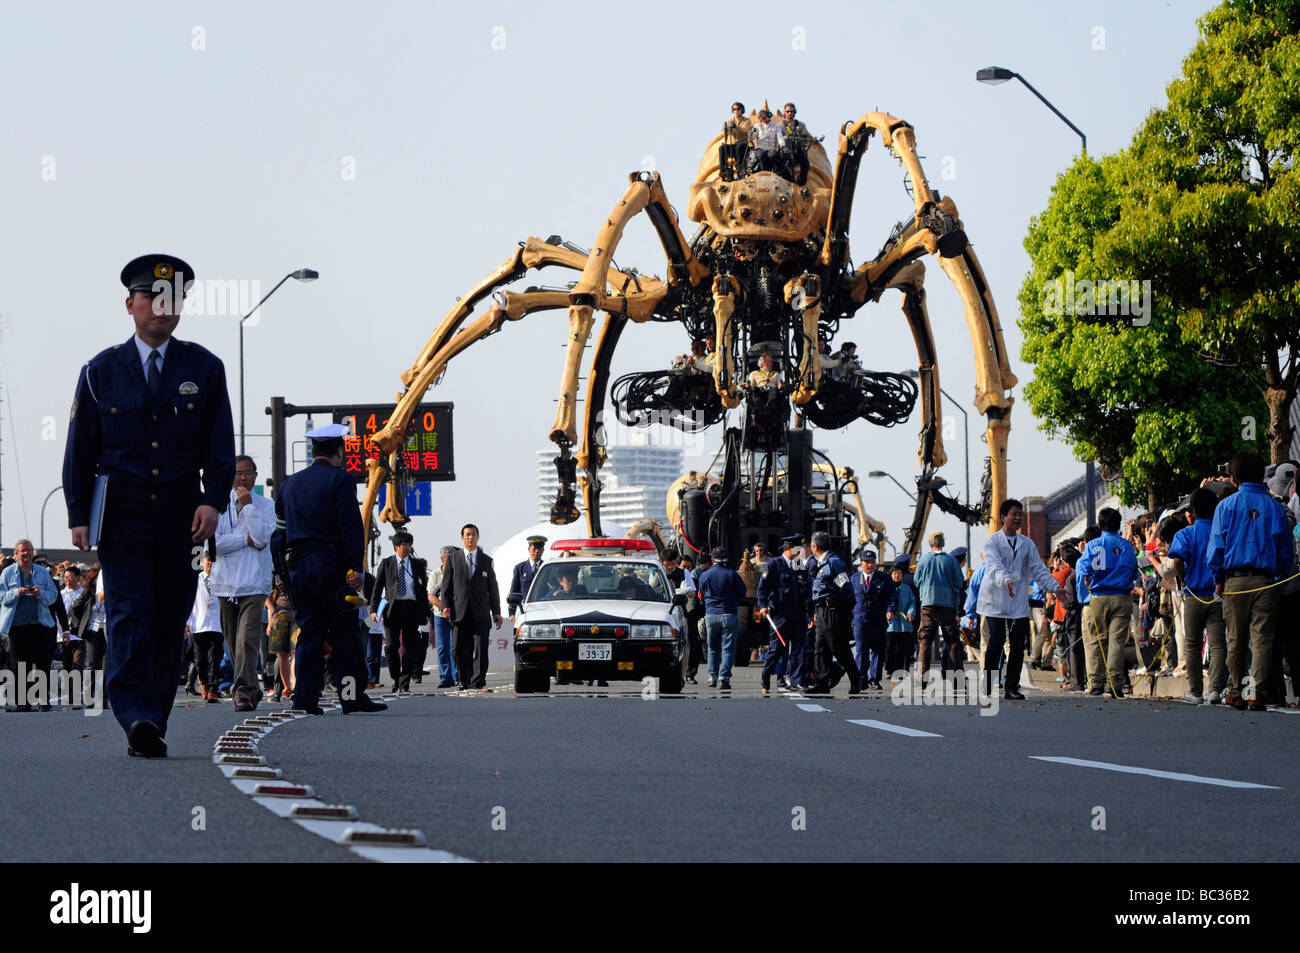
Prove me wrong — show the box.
[530,561,670,603]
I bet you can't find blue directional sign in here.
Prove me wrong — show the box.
[378,482,432,517]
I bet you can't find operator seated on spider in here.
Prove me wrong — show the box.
[747,108,787,174]
[745,352,784,391]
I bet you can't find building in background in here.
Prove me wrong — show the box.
[536,433,683,529]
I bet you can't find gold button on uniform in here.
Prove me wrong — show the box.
[151,441,159,448]
[151,468,159,476]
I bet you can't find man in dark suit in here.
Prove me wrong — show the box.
[370,530,430,692]
[63,253,235,758]
[439,523,501,689]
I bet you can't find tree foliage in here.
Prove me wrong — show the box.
[1018,0,1298,506]
[1098,0,1300,461]
[1019,154,1264,508]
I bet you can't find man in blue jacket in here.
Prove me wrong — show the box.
[698,546,747,690]
[913,531,967,680]
[1080,508,1140,697]
[1206,452,1293,710]
[1168,488,1225,704]
[850,549,896,689]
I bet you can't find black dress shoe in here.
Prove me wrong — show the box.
[436,680,455,688]
[1004,689,1026,700]
[298,703,325,715]
[344,697,388,713]
[126,720,167,759]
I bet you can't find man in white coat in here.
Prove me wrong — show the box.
[209,455,276,711]
[976,498,1062,700]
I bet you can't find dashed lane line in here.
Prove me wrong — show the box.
[1029,756,1281,790]
[846,719,943,738]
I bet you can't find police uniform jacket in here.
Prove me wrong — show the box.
[508,558,544,615]
[273,458,365,571]
[756,556,807,631]
[63,337,235,525]
[851,569,897,628]
[810,552,854,608]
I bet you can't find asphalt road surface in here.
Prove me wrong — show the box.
[3,663,1296,863]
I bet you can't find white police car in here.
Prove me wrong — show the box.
[513,538,688,693]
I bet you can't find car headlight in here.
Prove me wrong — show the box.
[520,623,560,640]
[631,623,671,639]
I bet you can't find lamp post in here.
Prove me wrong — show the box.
[976,65,1097,525]
[239,269,319,453]
[905,369,970,554]
[40,485,63,551]
[868,470,916,503]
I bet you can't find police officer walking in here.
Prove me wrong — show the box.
[804,532,860,695]
[756,534,809,693]
[63,254,235,757]
[271,424,386,716]
[851,548,896,690]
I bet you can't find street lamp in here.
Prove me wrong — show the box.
[239,268,319,453]
[40,485,62,550]
[905,369,970,554]
[868,470,916,503]
[976,65,1098,525]
[976,66,1087,154]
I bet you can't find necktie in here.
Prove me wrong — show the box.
[147,350,162,399]
[397,559,409,598]
[467,551,475,576]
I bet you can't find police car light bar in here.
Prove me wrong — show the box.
[551,538,656,552]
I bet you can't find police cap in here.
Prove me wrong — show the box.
[306,423,350,440]
[121,253,196,296]
[780,534,803,547]
[526,535,547,547]
[857,548,878,563]
[710,546,729,563]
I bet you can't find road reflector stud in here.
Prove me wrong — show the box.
[252,783,316,798]
[342,828,428,847]
[291,804,360,820]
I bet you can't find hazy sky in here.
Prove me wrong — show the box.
[0,0,1218,555]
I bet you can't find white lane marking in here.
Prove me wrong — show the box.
[847,719,942,738]
[796,703,829,713]
[1029,756,1281,790]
